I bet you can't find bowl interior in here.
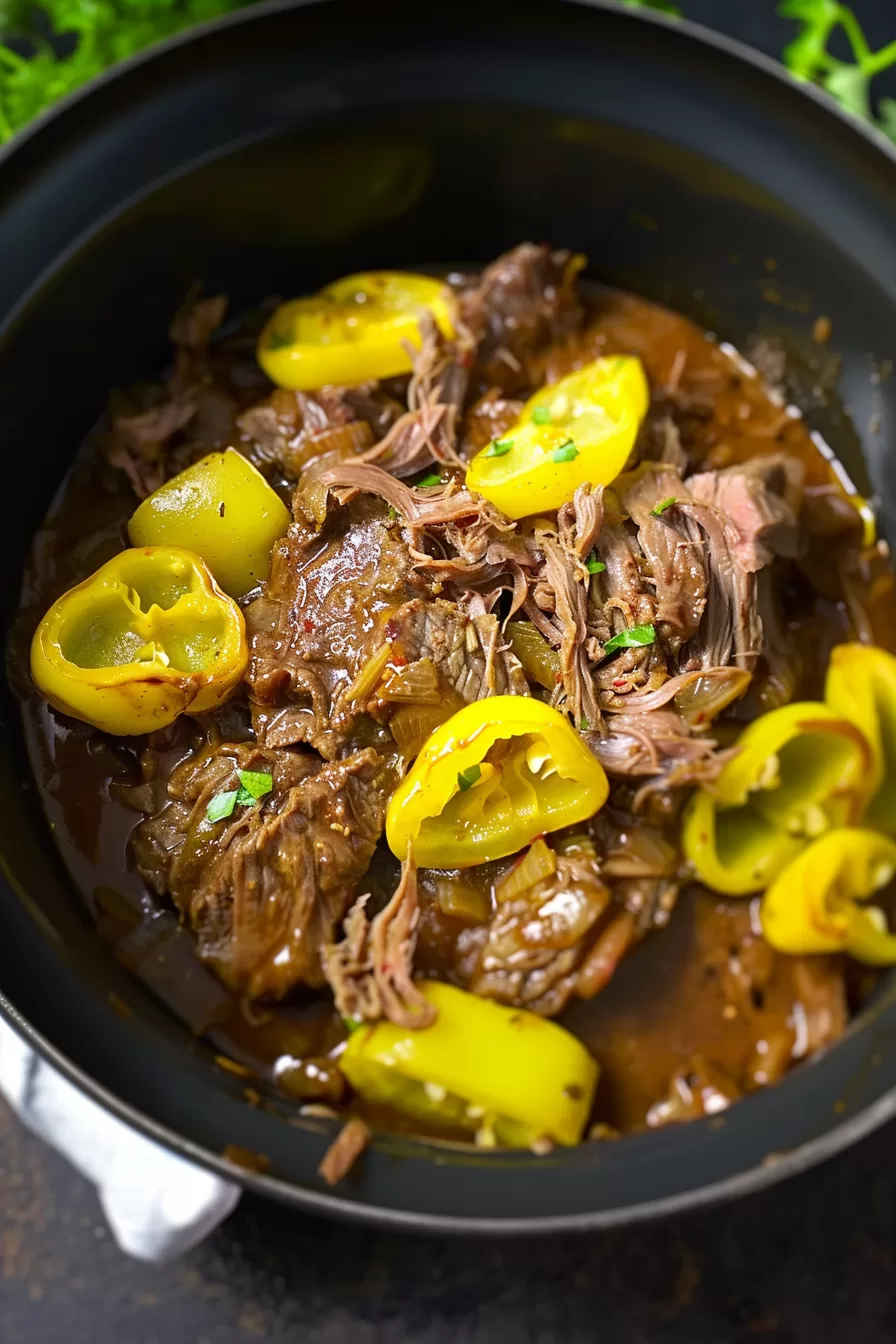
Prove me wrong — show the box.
[2,0,896,1229]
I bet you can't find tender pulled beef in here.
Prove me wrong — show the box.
[132,742,393,999]
[247,487,527,756]
[687,453,804,573]
[246,495,426,755]
[458,242,585,393]
[236,385,378,478]
[101,292,234,498]
[324,858,436,1029]
[356,315,473,476]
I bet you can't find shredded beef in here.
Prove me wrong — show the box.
[458,242,585,393]
[132,743,392,1000]
[324,859,436,1028]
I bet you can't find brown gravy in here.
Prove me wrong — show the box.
[16,286,894,1138]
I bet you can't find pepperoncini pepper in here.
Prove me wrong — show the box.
[465,356,649,519]
[761,828,896,965]
[385,696,609,869]
[683,701,871,895]
[31,546,247,736]
[128,449,291,600]
[340,981,598,1147]
[257,271,455,389]
[826,642,896,834]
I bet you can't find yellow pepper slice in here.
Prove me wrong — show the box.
[683,701,871,896]
[340,980,598,1147]
[761,828,896,965]
[466,356,649,519]
[682,788,806,897]
[128,449,290,600]
[31,546,247,736]
[708,701,871,833]
[826,643,896,833]
[385,696,609,869]
[257,271,455,389]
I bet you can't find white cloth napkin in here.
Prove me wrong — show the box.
[0,1017,241,1262]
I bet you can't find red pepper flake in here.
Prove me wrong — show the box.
[613,678,627,689]
[303,618,315,634]
[384,618,400,640]
[554,672,563,684]
[391,653,408,667]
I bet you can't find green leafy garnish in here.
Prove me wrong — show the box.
[206,790,239,824]
[417,472,442,488]
[551,440,578,464]
[0,1,251,143]
[457,764,482,792]
[486,438,514,458]
[603,623,656,654]
[779,1,896,141]
[342,1016,363,1033]
[580,717,590,731]
[237,769,274,800]
[650,496,678,516]
[207,770,272,821]
[585,553,606,574]
[532,406,552,425]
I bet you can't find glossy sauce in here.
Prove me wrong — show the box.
[16,287,896,1137]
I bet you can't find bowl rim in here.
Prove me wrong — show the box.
[3,0,896,1234]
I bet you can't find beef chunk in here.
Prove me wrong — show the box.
[132,742,392,1000]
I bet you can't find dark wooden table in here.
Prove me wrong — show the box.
[3,3,896,1340]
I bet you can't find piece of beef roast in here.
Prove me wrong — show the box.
[132,741,392,1000]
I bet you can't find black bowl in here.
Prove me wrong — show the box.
[2,0,896,1233]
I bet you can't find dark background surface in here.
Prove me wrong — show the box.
[3,2,896,1340]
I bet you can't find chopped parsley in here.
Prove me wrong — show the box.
[580,717,590,731]
[532,406,552,425]
[236,770,273,801]
[486,438,514,458]
[551,440,578,464]
[603,623,656,654]
[650,496,677,517]
[585,553,605,574]
[417,472,442,488]
[206,770,273,823]
[342,1016,363,1033]
[457,764,482,792]
[206,790,239,823]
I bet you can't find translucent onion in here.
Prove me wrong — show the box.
[343,643,391,704]
[390,702,457,759]
[494,837,557,904]
[382,656,442,704]
[506,620,561,692]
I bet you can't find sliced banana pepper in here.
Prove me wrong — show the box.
[761,828,896,965]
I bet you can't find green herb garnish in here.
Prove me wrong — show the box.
[532,406,552,425]
[779,1,896,141]
[650,496,677,516]
[486,438,514,458]
[417,472,442,488]
[206,790,239,824]
[603,623,657,654]
[343,1016,363,1033]
[237,769,274,800]
[551,440,578,464]
[457,764,482,792]
[580,717,590,731]
[585,553,606,574]
[0,1,250,144]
